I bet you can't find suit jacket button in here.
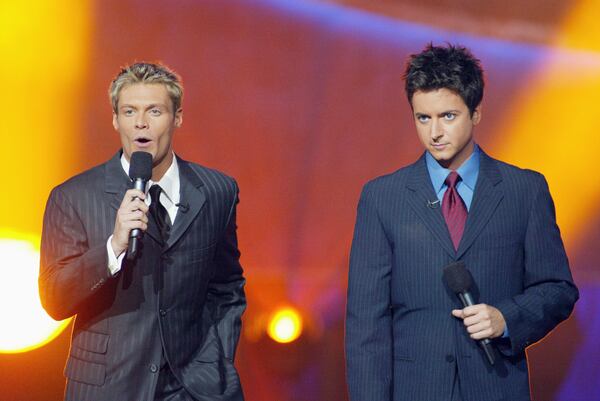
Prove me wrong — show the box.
[150,364,158,373]
[445,355,455,363]
[159,309,167,317]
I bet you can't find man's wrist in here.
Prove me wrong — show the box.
[107,235,125,276]
[110,236,126,258]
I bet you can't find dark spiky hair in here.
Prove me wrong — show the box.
[404,43,484,115]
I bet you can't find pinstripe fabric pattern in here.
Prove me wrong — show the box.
[39,151,246,401]
[345,150,578,401]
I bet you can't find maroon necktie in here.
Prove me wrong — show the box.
[442,171,467,250]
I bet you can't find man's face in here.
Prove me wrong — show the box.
[113,83,182,180]
[411,88,481,170]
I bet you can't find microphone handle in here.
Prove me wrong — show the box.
[458,292,496,365]
[126,178,147,260]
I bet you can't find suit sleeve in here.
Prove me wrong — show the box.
[345,184,393,401]
[205,181,246,362]
[495,174,579,356]
[39,187,112,321]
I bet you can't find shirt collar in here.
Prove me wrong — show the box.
[425,144,480,192]
[120,152,180,205]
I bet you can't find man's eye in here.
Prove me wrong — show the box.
[123,109,134,116]
[417,115,430,123]
[444,113,456,121]
[150,109,161,116]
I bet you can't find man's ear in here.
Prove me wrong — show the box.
[174,108,183,128]
[471,105,482,125]
[112,112,119,130]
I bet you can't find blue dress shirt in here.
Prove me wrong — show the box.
[425,144,480,210]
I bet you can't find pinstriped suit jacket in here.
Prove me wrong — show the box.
[39,151,246,401]
[345,150,578,401]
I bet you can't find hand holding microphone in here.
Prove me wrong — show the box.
[110,151,153,260]
[443,261,505,365]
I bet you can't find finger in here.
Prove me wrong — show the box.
[462,304,485,317]
[128,198,148,209]
[120,210,148,223]
[137,202,149,213]
[120,201,148,216]
[119,189,146,207]
[462,314,489,327]
[451,309,464,319]
[470,328,493,340]
[120,220,148,232]
[126,189,146,200]
[131,199,149,212]
[465,321,490,334]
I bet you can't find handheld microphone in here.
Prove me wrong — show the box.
[126,151,153,260]
[443,261,496,365]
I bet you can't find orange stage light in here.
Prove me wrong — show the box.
[267,306,304,344]
[0,231,71,354]
[0,0,90,352]
[491,4,600,249]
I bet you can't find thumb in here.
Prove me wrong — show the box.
[451,309,464,319]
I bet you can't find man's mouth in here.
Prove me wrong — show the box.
[134,137,152,147]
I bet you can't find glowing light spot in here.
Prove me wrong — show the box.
[0,234,70,353]
[492,45,600,249]
[267,307,303,344]
[0,0,91,236]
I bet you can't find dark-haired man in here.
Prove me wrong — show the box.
[345,44,578,401]
[39,62,245,401]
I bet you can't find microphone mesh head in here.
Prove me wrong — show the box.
[129,151,153,180]
[443,261,473,294]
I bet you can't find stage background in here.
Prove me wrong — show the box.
[1,0,599,400]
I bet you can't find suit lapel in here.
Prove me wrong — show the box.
[105,151,131,211]
[456,151,504,258]
[165,157,206,251]
[405,155,457,258]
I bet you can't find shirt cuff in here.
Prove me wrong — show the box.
[106,235,125,276]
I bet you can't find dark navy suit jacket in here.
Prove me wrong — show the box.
[39,152,246,401]
[345,150,578,401]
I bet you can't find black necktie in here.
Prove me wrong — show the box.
[148,184,171,243]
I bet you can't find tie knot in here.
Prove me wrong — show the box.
[149,184,163,204]
[445,171,461,188]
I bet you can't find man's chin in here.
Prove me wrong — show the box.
[431,153,455,169]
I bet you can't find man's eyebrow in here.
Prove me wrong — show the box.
[437,109,461,115]
[119,103,167,109]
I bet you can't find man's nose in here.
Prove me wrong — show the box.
[135,115,148,129]
[431,119,443,141]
